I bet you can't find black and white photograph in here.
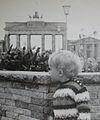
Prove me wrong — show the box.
[0,0,100,120]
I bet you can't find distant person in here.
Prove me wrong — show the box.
[48,50,91,120]
[22,46,26,56]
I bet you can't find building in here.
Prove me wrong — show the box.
[68,37,100,61]
[4,12,66,52]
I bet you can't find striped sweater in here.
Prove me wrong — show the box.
[52,77,91,120]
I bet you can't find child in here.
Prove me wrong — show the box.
[48,50,91,120]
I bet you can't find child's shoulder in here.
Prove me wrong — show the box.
[59,77,87,93]
[72,77,84,88]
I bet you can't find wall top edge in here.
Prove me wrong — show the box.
[0,71,100,84]
[0,70,100,76]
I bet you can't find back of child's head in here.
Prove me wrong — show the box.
[48,50,82,78]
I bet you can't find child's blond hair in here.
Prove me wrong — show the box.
[48,50,82,78]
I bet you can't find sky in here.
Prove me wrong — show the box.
[0,0,100,41]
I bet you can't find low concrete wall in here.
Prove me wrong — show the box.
[0,71,99,120]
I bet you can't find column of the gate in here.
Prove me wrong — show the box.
[27,34,31,51]
[5,33,10,51]
[16,34,20,49]
[52,34,55,52]
[41,34,45,51]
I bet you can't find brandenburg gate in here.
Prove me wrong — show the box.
[4,12,66,52]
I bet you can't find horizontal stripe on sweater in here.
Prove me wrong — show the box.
[53,88,76,99]
[53,104,76,109]
[53,103,90,112]
[78,108,90,113]
[54,108,78,118]
[78,113,91,120]
[58,84,79,94]
[55,117,77,120]
[53,96,75,106]
[59,82,87,94]
[60,81,82,91]
[76,100,88,105]
[53,87,89,102]
[75,91,90,102]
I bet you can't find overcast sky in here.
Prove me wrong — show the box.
[0,0,100,40]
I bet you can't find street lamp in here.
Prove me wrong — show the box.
[63,5,71,50]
